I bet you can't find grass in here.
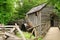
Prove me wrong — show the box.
[38,37,42,40]
[16,31,42,40]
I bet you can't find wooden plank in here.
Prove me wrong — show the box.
[0,25,15,28]
[0,37,3,40]
[5,32,20,39]
[10,28,16,33]
[0,33,5,35]
[0,28,13,30]
[0,24,26,40]
[7,37,22,40]
[27,25,40,31]
[15,23,26,40]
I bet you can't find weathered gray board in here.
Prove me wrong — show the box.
[0,23,26,40]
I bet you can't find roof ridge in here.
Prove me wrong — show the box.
[27,3,47,14]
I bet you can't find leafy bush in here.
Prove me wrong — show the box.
[16,32,42,40]
[0,0,17,24]
[0,0,48,24]
[16,32,34,39]
[48,0,60,18]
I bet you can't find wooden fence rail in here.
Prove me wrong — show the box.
[0,23,26,40]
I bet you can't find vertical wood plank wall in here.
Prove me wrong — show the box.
[26,6,57,37]
[40,6,53,37]
[28,13,41,37]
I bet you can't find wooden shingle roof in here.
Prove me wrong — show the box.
[27,3,47,14]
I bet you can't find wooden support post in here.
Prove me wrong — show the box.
[30,28,34,38]
[10,28,16,33]
[27,25,40,31]
[15,23,26,40]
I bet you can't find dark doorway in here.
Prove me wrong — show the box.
[50,14,54,27]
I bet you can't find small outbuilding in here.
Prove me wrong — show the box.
[26,3,59,37]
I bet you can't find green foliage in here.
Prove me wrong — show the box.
[16,32,35,39]
[0,0,48,24]
[38,37,42,40]
[17,0,48,19]
[48,0,60,18]
[0,0,18,24]
[16,32,42,40]
[1,0,60,24]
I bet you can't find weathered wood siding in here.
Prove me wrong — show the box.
[27,12,41,37]
[54,17,59,27]
[40,6,53,37]
[58,19,60,27]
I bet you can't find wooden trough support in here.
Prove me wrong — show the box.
[27,25,40,40]
[27,23,50,39]
[0,23,26,40]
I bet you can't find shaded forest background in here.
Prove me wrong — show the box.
[0,0,60,24]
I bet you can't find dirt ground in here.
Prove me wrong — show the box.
[43,27,60,40]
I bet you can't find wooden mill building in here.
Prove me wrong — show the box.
[26,3,59,37]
